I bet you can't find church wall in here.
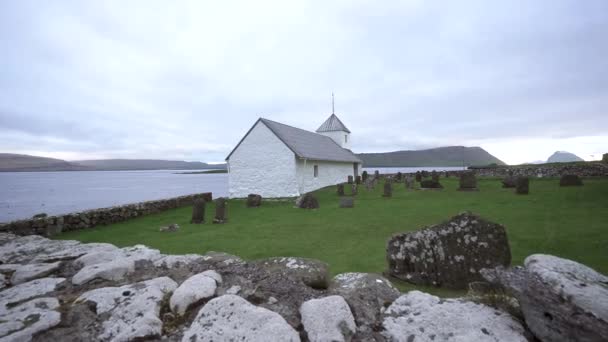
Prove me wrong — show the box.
[295,159,356,194]
[228,121,299,198]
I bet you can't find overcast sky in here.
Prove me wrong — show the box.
[1,0,606,164]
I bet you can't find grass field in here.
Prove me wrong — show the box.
[57,177,608,295]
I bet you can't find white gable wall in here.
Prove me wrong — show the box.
[318,130,350,149]
[228,121,299,198]
[296,159,355,194]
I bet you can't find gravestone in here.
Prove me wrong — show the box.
[404,177,414,190]
[421,170,429,178]
[337,183,345,196]
[382,182,392,197]
[415,171,422,182]
[396,172,402,182]
[362,171,368,182]
[297,193,319,209]
[420,179,443,189]
[431,171,439,182]
[347,175,354,184]
[374,170,380,179]
[339,197,354,208]
[246,194,262,207]
[502,176,516,188]
[458,171,478,191]
[213,198,227,224]
[190,199,205,224]
[515,176,529,195]
[387,212,511,289]
[351,183,357,196]
[355,175,361,185]
[603,153,608,163]
[559,174,583,186]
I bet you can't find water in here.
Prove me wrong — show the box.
[362,166,465,174]
[0,170,228,222]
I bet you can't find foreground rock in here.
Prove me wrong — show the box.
[75,277,177,341]
[0,297,61,341]
[0,277,65,308]
[387,212,511,288]
[482,254,608,342]
[182,294,300,342]
[382,291,528,341]
[170,270,220,315]
[254,257,330,289]
[300,295,356,342]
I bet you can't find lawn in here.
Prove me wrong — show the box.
[57,177,608,295]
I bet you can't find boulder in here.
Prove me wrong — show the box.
[502,176,517,188]
[420,179,443,189]
[190,198,205,223]
[337,183,345,196]
[515,176,529,194]
[386,212,511,288]
[0,235,80,264]
[0,277,66,309]
[458,171,478,191]
[382,182,392,197]
[329,273,400,332]
[247,194,262,207]
[170,270,220,315]
[182,294,300,342]
[482,254,608,342]
[382,291,528,341]
[10,261,61,284]
[254,257,330,289]
[560,174,583,186]
[32,242,119,263]
[297,193,319,209]
[75,276,178,341]
[339,197,354,208]
[213,197,227,224]
[300,295,356,342]
[0,297,61,341]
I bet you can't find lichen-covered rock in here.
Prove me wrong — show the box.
[254,257,330,289]
[482,254,608,342]
[0,235,80,264]
[329,273,400,330]
[0,277,65,309]
[9,262,61,284]
[560,174,583,186]
[182,294,300,342]
[75,276,177,342]
[247,193,262,207]
[0,297,61,341]
[153,254,204,268]
[170,271,219,315]
[387,212,511,288]
[33,242,119,263]
[300,295,356,342]
[382,291,528,341]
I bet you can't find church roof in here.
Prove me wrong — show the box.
[316,114,351,133]
[226,118,361,163]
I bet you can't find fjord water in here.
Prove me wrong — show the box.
[0,166,462,222]
[0,170,228,222]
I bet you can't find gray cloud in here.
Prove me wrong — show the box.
[1,0,607,164]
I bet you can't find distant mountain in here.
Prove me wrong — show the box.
[73,159,226,171]
[0,153,90,172]
[546,151,584,163]
[357,146,505,167]
[0,154,226,172]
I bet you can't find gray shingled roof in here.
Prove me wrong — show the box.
[226,118,361,163]
[316,114,351,133]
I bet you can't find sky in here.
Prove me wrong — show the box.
[1,0,607,165]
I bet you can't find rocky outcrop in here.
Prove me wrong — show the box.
[254,257,330,289]
[300,295,356,342]
[0,192,212,236]
[386,212,511,288]
[482,254,608,342]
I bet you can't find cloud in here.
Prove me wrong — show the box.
[0,0,606,164]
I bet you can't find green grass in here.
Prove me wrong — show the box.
[57,177,608,296]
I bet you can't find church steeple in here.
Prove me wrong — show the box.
[316,112,351,149]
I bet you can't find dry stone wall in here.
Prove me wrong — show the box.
[0,192,212,237]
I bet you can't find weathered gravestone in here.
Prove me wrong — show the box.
[396,172,402,182]
[515,177,529,194]
[350,183,357,196]
[297,193,319,209]
[190,199,205,224]
[415,171,422,182]
[355,175,361,185]
[382,182,392,197]
[362,171,368,182]
[482,254,608,342]
[421,170,429,178]
[386,212,511,289]
[213,198,227,224]
[339,197,354,208]
[374,170,380,179]
[347,175,354,184]
[246,194,262,207]
[420,179,443,189]
[458,171,478,191]
[404,177,414,190]
[337,183,345,196]
[502,176,517,188]
[559,174,583,186]
[431,171,439,182]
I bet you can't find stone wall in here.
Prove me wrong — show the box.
[0,192,212,237]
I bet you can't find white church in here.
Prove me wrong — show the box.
[226,113,362,198]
